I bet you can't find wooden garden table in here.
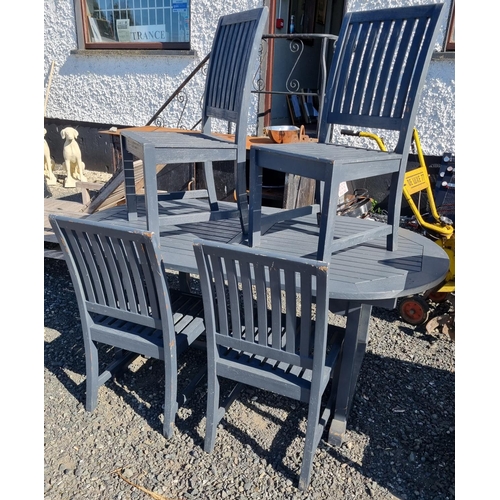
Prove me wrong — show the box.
[88,202,449,446]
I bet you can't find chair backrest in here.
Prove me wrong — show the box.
[319,3,444,156]
[49,215,175,336]
[202,7,269,151]
[193,239,330,370]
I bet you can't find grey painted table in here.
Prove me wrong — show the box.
[88,203,449,446]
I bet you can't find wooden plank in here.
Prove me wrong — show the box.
[282,174,316,209]
[75,181,106,205]
[44,197,90,258]
[44,247,65,260]
[84,160,142,214]
[44,199,88,242]
[84,160,182,214]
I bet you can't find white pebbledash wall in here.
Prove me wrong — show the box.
[345,0,455,155]
[43,0,455,155]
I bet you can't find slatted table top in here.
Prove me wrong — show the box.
[88,202,449,302]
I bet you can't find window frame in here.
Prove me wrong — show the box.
[76,0,191,51]
[445,2,455,52]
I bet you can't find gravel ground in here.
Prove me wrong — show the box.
[44,170,455,500]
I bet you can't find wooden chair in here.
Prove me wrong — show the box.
[120,7,269,236]
[193,239,344,490]
[249,4,445,260]
[49,214,206,438]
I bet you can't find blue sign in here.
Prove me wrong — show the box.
[172,1,188,12]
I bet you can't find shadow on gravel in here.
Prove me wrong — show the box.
[45,258,454,498]
[325,351,455,500]
[215,390,308,481]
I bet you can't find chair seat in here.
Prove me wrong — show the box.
[89,290,205,358]
[123,130,239,165]
[252,142,402,179]
[250,142,403,258]
[121,129,243,231]
[217,322,343,403]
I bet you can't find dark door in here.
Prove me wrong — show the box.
[263,0,346,132]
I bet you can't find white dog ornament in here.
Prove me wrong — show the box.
[61,126,87,188]
[44,128,57,186]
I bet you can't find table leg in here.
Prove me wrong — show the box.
[328,302,372,446]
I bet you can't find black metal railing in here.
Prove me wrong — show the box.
[255,34,337,136]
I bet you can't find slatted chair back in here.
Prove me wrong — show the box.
[195,240,329,371]
[319,3,444,158]
[201,6,268,228]
[51,216,173,335]
[202,7,268,158]
[49,214,206,438]
[194,239,343,489]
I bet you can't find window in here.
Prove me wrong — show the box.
[80,0,190,50]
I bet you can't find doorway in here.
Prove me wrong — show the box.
[261,0,346,133]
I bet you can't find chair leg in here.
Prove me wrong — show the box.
[122,139,138,222]
[202,161,219,212]
[235,160,249,235]
[85,340,99,412]
[298,393,323,491]
[204,369,221,453]
[317,170,339,260]
[386,169,404,251]
[163,357,179,439]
